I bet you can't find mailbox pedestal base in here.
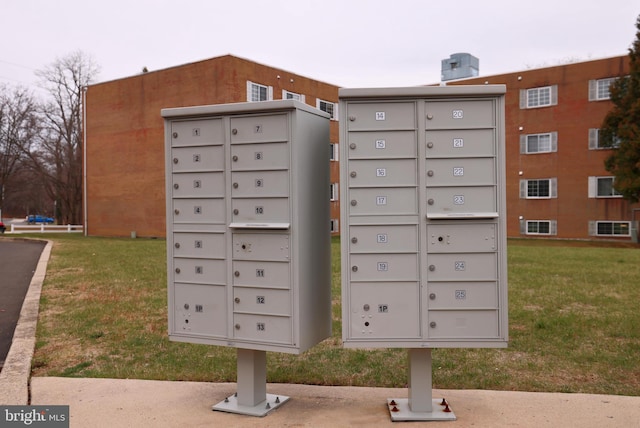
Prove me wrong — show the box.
[387,349,456,422]
[212,349,289,417]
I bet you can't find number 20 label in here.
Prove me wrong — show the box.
[452,109,463,119]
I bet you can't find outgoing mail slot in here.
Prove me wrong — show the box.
[233,313,292,344]
[348,188,418,216]
[347,102,416,131]
[427,310,499,339]
[426,186,497,218]
[427,282,499,309]
[425,100,494,129]
[427,223,497,253]
[426,253,497,281]
[425,129,495,158]
[349,224,418,253]
[350,253,418,281]
[232,260,290,288]
[173,258,226,284]
[348,159,417,187]
[347,131,417,159]
[230,114,288,143]
[173,283,226,337]
[172,198,225,224]
[231,170,289,197]
[171,118,224,147]
[426,158,496,187]
[234,287,291,316]
[172,172,224,198]
[171,146,225,172]
[173,232,225,259]
[348,282,420,339]
[230,142,290,170]
[232,198,289,224]
[232,233,290,261]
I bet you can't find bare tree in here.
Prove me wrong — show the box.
[0,84,40,219]
[28,50,100,224]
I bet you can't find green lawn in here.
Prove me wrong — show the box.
[27,234,640,396]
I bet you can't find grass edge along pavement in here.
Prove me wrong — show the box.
[28,234,640,396]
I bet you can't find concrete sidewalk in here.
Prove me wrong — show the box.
[29,377,640,427]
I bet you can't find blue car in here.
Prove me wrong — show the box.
[27,215,54,224]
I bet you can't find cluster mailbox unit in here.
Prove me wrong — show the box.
[163,100,331,416]
[339,86,508,421]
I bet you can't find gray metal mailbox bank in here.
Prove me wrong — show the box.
[163,100,331,416]
[339,86,508,421]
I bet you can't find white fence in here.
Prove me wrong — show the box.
[8,224,84,234]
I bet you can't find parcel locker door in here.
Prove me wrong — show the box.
[173,283,226,337]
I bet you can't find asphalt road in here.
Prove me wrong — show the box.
[0,239,46,369]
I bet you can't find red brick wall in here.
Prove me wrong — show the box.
[85,55,340,237]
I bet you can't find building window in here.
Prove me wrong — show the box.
[520,85,558,109]
[330,219,339,233]
[590,221,631,237]
[247,81,273,102]
[520,132,557,154]
[330,143,339,161]
[588,78,616,101]
[520,178,557,199]
[588,128,620,150]
[588,177,622,198]
[330,183,339,201]
[283,90,305,102]
[317,99,338,120]
[524,220,557,235]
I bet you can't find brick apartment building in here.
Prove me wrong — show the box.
[84,54,638,241]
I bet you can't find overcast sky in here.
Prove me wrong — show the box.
[1,0,638,93]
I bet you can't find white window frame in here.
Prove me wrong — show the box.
[317,99,338,120]
[523,220,557,236]
[330,183,339,201]
[588,128,620,150]
[520,132,557,154]
[246,81,273,102]
[520,85,558,109]
[330,219,339,233]
[588,78,616,101]
[282,90,305,102]
[588,176,622,198]
[330,143,339,161]
[589,221,631,237]
[520,178,558,199]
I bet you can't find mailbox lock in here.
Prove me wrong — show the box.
[232,128,238,135]
[352,265,358,272]
[430,321,437,328]
[349,115,356,122]
[427,114,434,120]
[429,265,436,272]
[175,267,181,274]
[232,155,238,162]
[173,183,179,189]
[350,171,357,178]
[350,200,357,206]
[235,324,241,330]
[234,297,240,303]
[438,236,444,242]
[427,142,434,149]
[349,143,357,150]
[429,293,436,300]
[184,303,189,310]
[363,304,370,311]
[173,158,179,164]
[233,209,239,215]
[174,209,180,215]
[427,170,434,177]
[427,198,434,205]
[234,271,240,277]
[351,237,358,244]
[233,182,239,188]
[172,132,178,138]
[174,243,181,249]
